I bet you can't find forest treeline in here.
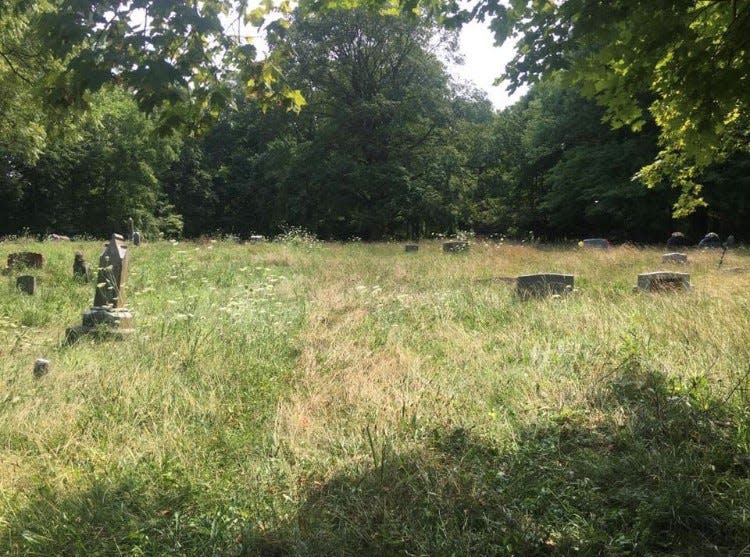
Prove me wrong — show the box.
[2,9,748,242]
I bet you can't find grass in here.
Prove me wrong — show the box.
[1,238,749,555]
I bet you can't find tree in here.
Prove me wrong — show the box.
[0,88,183,237]
[451,0,750,214]
[214,8,464,239]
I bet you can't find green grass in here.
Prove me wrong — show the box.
[1,238,749,555]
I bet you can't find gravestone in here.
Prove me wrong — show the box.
[581,238,610,249]
[33,358,50,377]
[634,271,690,292]
[73,251,91,281]
[667,232,690,249]
[662,252,688,264]
[404,244,419,252]
[47,234,71,241]
[698,232,722,249]
[443,240,469,253]
[128,217,141,246]
[249,235,266,243]
[516,273,575,299]
[7,252,45,269]
[66,234,134,343]
[16,275,36,295]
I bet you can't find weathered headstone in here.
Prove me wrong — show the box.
[73,251,91,281]
[33,358,50,377]
[666,231,689,249]
[404,243,419,252]
[634,271,690,292]
[132,231,141,246]
[7,252,45,269]
[581,238,610,249]
[516,273,574,299]
[249,234,266,243]
[16,275,36,295]
[662,252,688,264]
[66,234,134,343]
[47,233,71,241]
[443,240,469,253]
[129,217,142,246]
[698,232,722,249]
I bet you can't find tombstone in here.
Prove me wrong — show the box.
[516,273,575,299]
[249,235,266,243]
[128,217,142,246]
[662,252,688,264]
[47,233,71,241]
[634,271,690,292]
[443,240,469,253]
[581,238,610,249]
[698,232,722,249]
[404,244,419,252]
[16,275,36,295]
[90,235,127,305]
[666,232,690,249]
[65,234,134,343]
[7,252,45,269]
[33,358,50,378]
[73,251,91,282]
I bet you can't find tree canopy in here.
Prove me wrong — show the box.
[2,0,749,241]
[457,0,750,214]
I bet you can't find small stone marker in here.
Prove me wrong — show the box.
[16,275,36,295]
[581,238,610,249]
[662,252,688,264]
[7,252,45,269]
[516,273,574,299]
[47,233,71,241]
[634,271,690,292]
[249,235,266,243]
[129,217,141,246]
[404,244,419,252]
[33,358,50,377]
[73,251,91,281]
[66,233,134,343]
[443,240,468,253]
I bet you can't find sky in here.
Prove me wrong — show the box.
[450,20,527,110]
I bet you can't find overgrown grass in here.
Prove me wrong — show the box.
[1,238,749,555]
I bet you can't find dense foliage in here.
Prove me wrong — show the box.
[462,0,750,215]
[1,2,748,241]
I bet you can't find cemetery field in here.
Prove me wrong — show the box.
[2,238,750,556]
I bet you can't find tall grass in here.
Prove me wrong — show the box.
[1,238,748,554]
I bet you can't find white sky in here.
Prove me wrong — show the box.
[450,20,526,110]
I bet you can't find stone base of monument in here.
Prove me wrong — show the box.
[443,241,469,252]
[65,307,134,344]
[633,271,690,292]
[516,273,574,299]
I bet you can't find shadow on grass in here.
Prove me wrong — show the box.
[250,362,750,556]
[4,362,750,555]
[0,460,245,556]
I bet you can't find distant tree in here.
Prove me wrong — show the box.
[212,9,465,239]
[456,0,750,215]
[0,88,182,237]
[465,78,677,241]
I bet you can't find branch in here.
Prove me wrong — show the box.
[0,50,33,84]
